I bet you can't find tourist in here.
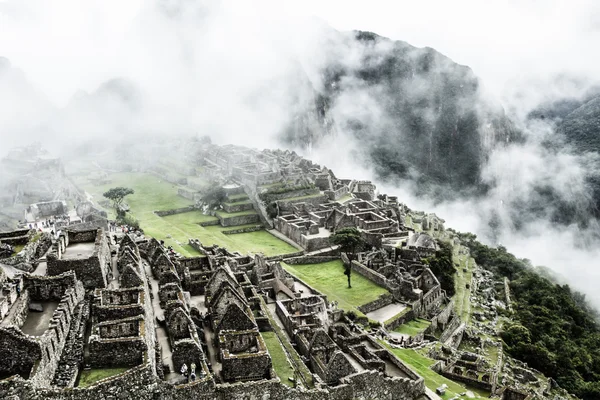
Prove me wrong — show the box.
[190,363,196,382]
[180,363,188,377]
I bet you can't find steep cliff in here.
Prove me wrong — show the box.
[282,31,517,198]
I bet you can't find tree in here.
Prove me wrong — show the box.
[422,240,455,296]
[330,227,364,288]
[200,183,226,209]
[103,187,134,213]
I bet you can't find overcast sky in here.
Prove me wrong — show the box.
[2,0,599,106]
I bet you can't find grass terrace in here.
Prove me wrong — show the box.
[77,367,130,387]
[215,210,257,218]
[78,173,298,257]
[261,331,295,387]
[379,342,490,399]
[282,260,388,316]
[393,318,431,337]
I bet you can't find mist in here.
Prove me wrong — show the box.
[2,0,600,307]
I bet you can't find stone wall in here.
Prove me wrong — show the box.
[223,201,254,213]
[283,256,339,265]
[24,272,79,301]
[52,299,90,387]
[0,229,31,240]
[357,293,394,314]
[384,308,415,331]
[88,336,147,367]
[0,327,42,380]
[46,230,110,289]
[0,281,85,389]
[1,289,30,328]
[439,315,462,344]
[154,206,197,217]
[350,260,390,291]
[217,213,260,227]
[0,232,52,271]
[429,301,454,332]
[222,225,263,235]
[441,367,493,392]
[0,353,426,400]
[66,229,97,244]
[277,195,328,212]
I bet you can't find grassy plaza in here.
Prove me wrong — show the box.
[78,173,299,257]
[282,260,388,314]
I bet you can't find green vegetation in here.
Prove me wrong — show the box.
[393,318,431,337]
[282,260,387,315]
[10,244,25,256]
[380,342,489,399]
[258,297,313,388]
[79,173,297,257]
[261,331,295,387]
[102,187,134,211]
[330,227,365,289]
[384,307,411,327]
[259,184,315,204]
[337,194,353,203]
[200,183,226,209]
[422,240,455,297]
[458,232,600,399]
[77,368,130,387]
[158,211,298,257]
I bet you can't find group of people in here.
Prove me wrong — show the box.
[180,362,199,382]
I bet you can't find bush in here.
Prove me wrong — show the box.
[201,183,227,209]
[266,202,278,219]
[369,320,382,330]
[118,213,140,230]
[422,240,455,296]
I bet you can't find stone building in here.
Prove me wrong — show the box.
[46,228,111,288]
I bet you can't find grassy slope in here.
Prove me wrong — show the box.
[261,331,295,387]
[282,260,388,314]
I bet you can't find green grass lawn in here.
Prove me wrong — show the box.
[393,318,431,336]
[380,343,489,399]
[77,367,130,387]
[282,260,388,314]
[11,243,26,256]
[78,173,298,257]
[157,211,298,257]
[261,331,295,387]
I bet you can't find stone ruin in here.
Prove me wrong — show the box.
[352,244,447,321]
